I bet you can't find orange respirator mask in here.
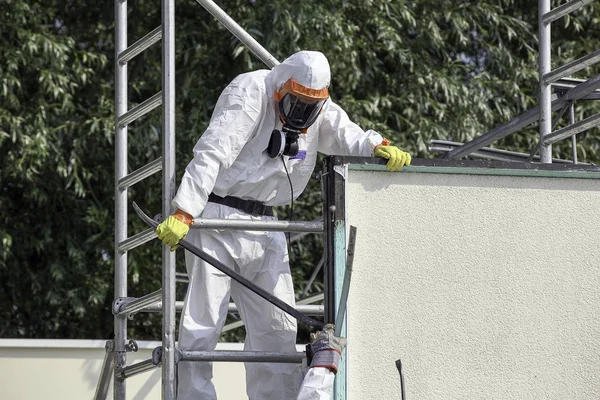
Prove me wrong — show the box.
[266,78,329,158]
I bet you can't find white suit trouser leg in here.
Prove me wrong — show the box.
[296,368,336,400]
[177,204,301,400]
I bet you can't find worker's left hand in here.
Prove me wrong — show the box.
[374,145,411,171]
[306,323,347,373]
[310,323,346,353]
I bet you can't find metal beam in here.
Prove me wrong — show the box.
[192,218,323,232]
[113,0,128,397]
[94,350,115,400]
[161,0,177,398]
[552,78,600,100]
[142,302,324,315]
[570,103,578,163]
[539,0,552,162]
[334,225,356,337]
[444,73,600,160]
[116,359,157,380]
[542,0,594,24]
[430,140,584,164]
[194,0,279,68]
[179,350,305,363]
[543,111,600,144]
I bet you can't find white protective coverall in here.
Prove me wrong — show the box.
[172,50,384,400]
[296,367,336,400]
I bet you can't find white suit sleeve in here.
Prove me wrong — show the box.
[296,367,336,400]
[317,101,384,156]
[172,74,263,217]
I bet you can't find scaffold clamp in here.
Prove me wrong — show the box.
[113,297,136,315]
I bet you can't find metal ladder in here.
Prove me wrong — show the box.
[441,0,600,162]
[94,1,333,399]
[537,0,599,163]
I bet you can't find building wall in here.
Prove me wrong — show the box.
[0,339,247,400]
[346,168,600,399]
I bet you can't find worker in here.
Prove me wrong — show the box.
[156,50,411,400]
[297,323,346,400]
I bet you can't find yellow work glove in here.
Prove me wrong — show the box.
[374,145,412,171]
[156,209,193,251]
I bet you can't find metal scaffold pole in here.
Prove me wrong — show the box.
[539,0,552,163]
[161,0,177,398]
[114,0,128,398]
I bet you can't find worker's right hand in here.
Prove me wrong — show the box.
[156,210,193,251]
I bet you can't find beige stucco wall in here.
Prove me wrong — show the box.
[346,169,600,399]
[0,340,247,399]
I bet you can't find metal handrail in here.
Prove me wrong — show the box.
[194,0,279,68]
[192,218,323,232]
[179,350,305,363]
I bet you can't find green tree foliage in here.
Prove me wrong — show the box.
[1,0,599,339]
[0,1,115,337]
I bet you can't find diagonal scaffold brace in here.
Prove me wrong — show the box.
[133,202,324,329]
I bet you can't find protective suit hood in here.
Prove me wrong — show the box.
[265,51,331,99]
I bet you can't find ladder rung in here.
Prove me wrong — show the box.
[118,26,162,65]
[116,289,163,317]
[542,0,594,25]
[544,110,600,145]
[543,50,600,84]
[116,359,156,380]
[118,92,162,128]
[179,350,305,363]
[118,227,156,253]
[118,158,162,190]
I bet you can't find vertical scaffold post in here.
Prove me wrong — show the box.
[569,103,578,163]
[322,156,348,400]
[161,0,177,398]
[114,0,128,398]
[539,0,552,163]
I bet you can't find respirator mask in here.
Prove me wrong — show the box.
[266,78,329,158]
